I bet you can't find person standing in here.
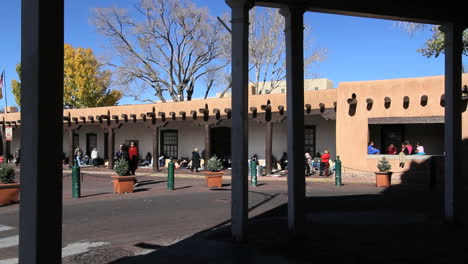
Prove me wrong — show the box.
[399,145,406,168]
[191,148,201,173]
[91,147,99,167]
[320,149,331,177]
[305,152,312,175]
[128,141,139,176]
[74,146,83,166]
[14,147,20,166]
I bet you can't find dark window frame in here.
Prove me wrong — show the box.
[304,125,316,155]
[160,129,178,159]
[86,133,97,157]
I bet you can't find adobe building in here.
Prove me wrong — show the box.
[1,74,467,180]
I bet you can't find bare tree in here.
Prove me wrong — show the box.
[248,7,327,95]
[91,0,229,103]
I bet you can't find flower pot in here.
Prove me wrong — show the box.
[0,183,20,206]
[375,171,393,187]
[205,171,224,188]
[112,176,136,193]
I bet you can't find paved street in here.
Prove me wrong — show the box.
[1,168,467,263]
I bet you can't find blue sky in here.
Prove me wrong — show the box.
[1,0,462,108]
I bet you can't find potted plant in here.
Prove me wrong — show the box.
[205,155,224,188]
[0,163,20,206]
[375,156,393,187]
[112,159,136,193]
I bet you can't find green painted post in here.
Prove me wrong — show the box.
[250,160,257,187]
[335,156,342,186]
[167,160,175,190]
[72,165,81,198]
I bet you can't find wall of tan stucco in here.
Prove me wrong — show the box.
[336,74,468,181]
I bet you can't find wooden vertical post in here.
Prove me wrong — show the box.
[107,127,115,170]
[204,124,211,168]
[265,121,273,175]
[153,126,159,172]
[68,128,74,166]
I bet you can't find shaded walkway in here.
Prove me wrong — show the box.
[112,184,467,263]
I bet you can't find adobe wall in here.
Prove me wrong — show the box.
[336,74,468,183]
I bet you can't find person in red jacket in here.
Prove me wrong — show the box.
[320,149,331,177]
[128,141,139,185]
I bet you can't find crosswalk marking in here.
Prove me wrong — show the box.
[0,235,18,249]
[0,225,14,232]
[0,240,109,264]
[62,241,110,257]
[0,224,109,264]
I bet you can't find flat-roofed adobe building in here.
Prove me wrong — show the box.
[2,73,467,178]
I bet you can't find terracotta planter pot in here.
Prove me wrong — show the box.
[205,171,224,188]
[375,171,393,187]
[0,183,20,206]
[112,176,136,193]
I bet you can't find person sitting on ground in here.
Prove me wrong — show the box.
[158,154,166,167]
[415,142,426,155]
[367,141,380,154]
[141,152,152,167]
[179,158,189,168]
[386,143,397,155]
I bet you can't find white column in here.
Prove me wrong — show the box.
[226,0,252,242]
[281,6,306,238]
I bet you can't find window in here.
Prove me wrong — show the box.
[304,126,316,155]
[86,133,97,157]
[161,130,178,158]
[314,87,319,91]
[368,123,444,155]
[281,89,285,93]
[73,133,79,149]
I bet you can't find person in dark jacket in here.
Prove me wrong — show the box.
[191,148,201,172]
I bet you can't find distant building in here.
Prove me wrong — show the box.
[216,78,333,97]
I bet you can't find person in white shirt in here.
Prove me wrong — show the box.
[91,148,99,167]
[415,142,426,155]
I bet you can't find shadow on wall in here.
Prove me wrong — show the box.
[396,138,468,188]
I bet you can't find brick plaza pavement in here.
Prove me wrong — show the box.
[2,165,467,263]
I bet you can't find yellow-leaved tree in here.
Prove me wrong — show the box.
[11,44,122,108]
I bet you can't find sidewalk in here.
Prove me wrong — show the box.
[64,165,380,184]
